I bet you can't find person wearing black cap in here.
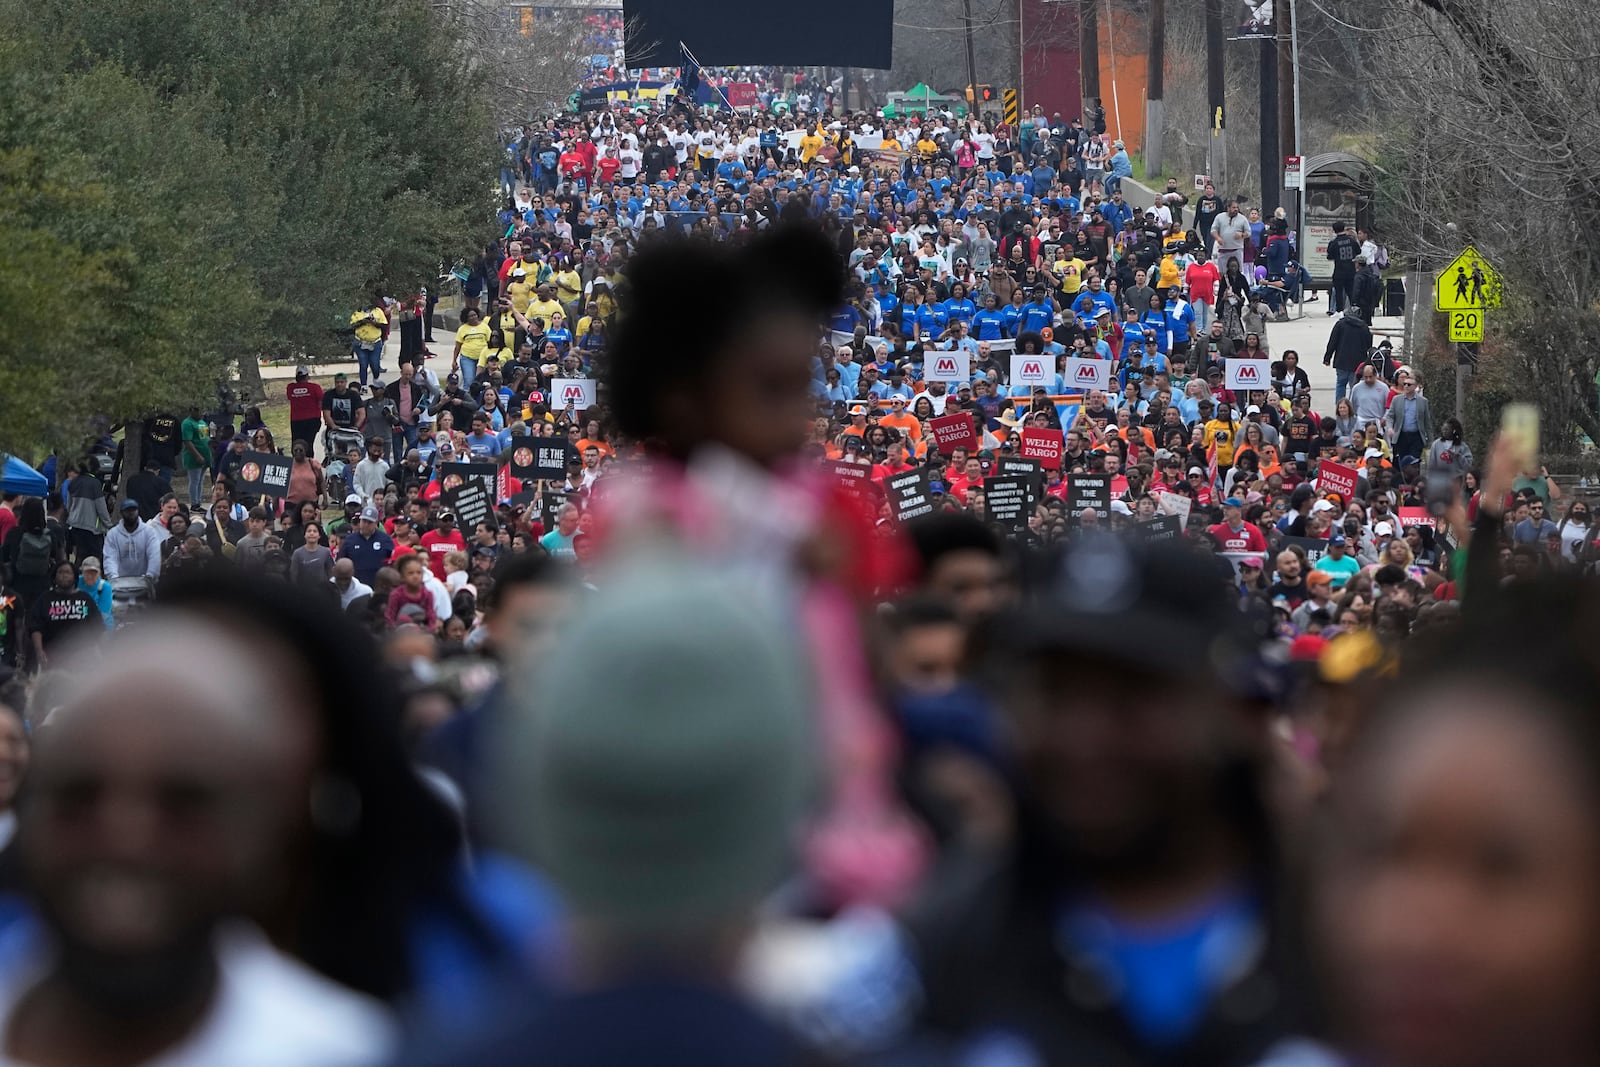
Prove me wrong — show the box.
[901,539,1313,1065]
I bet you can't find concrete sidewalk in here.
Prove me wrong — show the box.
[257,330,437,382]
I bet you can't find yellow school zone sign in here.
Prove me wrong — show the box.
[1434,247,1502,311]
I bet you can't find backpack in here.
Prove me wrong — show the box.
[14,530,52,578]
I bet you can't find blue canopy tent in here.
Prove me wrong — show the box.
[0,454,48,496]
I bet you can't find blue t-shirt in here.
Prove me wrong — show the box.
[465,432,503,458]
[972,309,1008,341]
[1058,886,1262,1050]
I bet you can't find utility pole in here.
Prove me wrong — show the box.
[1259,38,1279,214]
[962,0,981,122]
[1204,0,1225,194]
[1276,0,1296,227]
[1081,0,1100,114]
[1145,0,1165,177]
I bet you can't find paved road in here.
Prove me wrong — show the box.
[258,331,423,382]
[1118,174,1408,412]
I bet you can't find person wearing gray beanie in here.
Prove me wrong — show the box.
[400,555,820,1067]
[493,553,815,936]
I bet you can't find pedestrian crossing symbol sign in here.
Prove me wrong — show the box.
[1434,247,1502,311]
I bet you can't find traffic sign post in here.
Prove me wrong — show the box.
[1433,246,1499,422]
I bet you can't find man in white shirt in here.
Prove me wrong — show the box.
[351,439,390,504]
[1210,200,1251,270]
[331,557,373,609]
[1,622,395,1067]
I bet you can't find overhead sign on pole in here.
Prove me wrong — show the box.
[1284,155,1302,189]
[1434,246,1502,311]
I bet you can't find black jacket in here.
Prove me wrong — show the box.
[1323,312,1374,372]
[1325,234,1360,276]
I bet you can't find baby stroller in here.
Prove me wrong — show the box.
[110,576,153,628]
[323,426,366,497]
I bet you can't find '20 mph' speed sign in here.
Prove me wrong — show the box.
[1448,308,1484,342]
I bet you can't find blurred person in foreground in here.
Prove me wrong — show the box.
[1316,576,1600,1067]
[400,557,816,1066]
[597,224,923,911]
[0,618,394,1065]
[899,538,1319,1064]
[148,573,560,1022]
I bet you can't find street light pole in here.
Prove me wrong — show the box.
[962,0,981,121]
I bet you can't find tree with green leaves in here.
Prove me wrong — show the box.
[0,44,259,458]
[0,0,497,460]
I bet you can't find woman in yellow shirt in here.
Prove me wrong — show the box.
[1204,407,1241,466]
[452,306,492,392]
[554,263,583,313]
[506,271,533,314]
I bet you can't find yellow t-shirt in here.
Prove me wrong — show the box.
[526,298,565,328]
[916,138,938,158]
[1055,258,1086,294]
[456,321,492,361]
[351,307,387,343]
[1158,256,1181,289]
[495,310,519,337]
[1204,418,1239,465]
[554,269,583,305]
[799,132,823,163]
[880,137,903,152]
[507,279,533,314]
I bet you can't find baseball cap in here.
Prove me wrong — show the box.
[1245,405,1261,415]
[295,365,309,378]
[344,493,362,506]
[1364,447,1384,459]
[1222,496,1244,508]
[1001,540,1253,675]
[1374,521,1394,536]
[1110,500,1133,516]
[448,373,461,384]
[437,510,456,522]
[1311,499,1337,514]
[1327,532,1347,546]
[120,499,140,512]
[360,506,381,523]
[81,557,101,572]
[1188,466,1205,476]
[1240,555,1264,569]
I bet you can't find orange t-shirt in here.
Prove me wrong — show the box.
[880,411,923,441]
[575,438,614,458]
